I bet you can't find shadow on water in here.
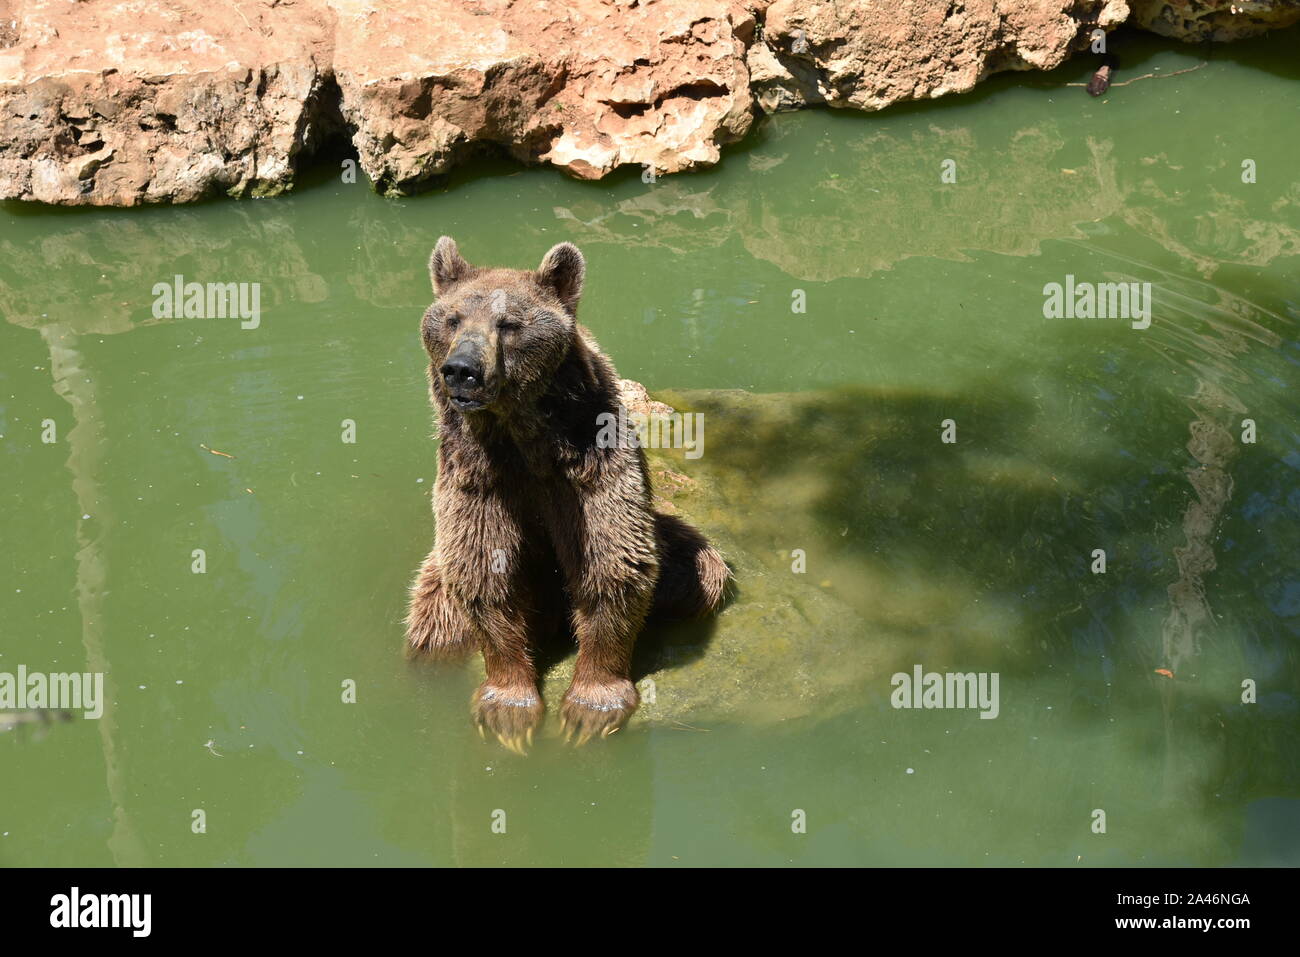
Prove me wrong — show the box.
[1196,30,1300,81]
[512,583,725,685]
[647,240,1299,850]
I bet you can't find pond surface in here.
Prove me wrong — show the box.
[1,33,1297,866]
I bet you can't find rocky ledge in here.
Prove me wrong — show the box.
[1,0,1295,205]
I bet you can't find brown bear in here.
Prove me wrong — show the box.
[405,237,729,752]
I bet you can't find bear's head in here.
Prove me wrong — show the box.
[420,236,585,414]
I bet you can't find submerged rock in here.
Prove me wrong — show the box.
[504,384,897,728]
[497,382,1031,729]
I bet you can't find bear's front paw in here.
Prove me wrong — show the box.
[471,682,544,755]
[560,678,639,745]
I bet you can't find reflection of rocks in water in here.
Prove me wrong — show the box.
[1150,282,1284,676]
[1147,280,1286,809]
[559,125,1128,281]
[1122,181,1300,279]
[556,121,1300,284]
[571,124,1298,281]
[41,325,150,865]
[1156,397,1236,809]
[1161,397,1240,677]
[345,212,436,308]
[553,184,736,257]
[0,209,328,334]
[741,129,1124,281]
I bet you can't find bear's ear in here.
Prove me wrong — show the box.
[429,236,473,294]
[536,242,585,313]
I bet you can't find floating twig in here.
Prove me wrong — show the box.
[669,720,712,733]
[1068,62,1208,89]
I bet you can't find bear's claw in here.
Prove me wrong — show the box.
[471,683,544,755]
[559,679,639,746]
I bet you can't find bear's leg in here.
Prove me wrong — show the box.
[651,512,731,619]
[545,478,658,743]
[405,550,475,659]
[559,568,656,744]
[471,613,545,756]
[408,551,543,753]
[431,484,547,754]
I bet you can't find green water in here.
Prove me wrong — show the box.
[2,34,1298,867]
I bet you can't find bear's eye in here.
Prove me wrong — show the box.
[446,314,461,330]
[497,318,522,332]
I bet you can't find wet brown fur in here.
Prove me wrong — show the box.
[405,237,730,751]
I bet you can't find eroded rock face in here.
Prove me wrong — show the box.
[0,0,336,205]
[750,0,1130,113]
[330,0,755,190]
[1129,0,1300,41]
[0,0,755,202]
[0,0,1293,205]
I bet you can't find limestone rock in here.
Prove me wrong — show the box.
[0,0,335,205]
[0,0,1293,205]
[329,0,755,190]
[1129,0,1300,41]
[749,0,1131,113]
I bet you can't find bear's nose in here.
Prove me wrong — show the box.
[441,355,483,391]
